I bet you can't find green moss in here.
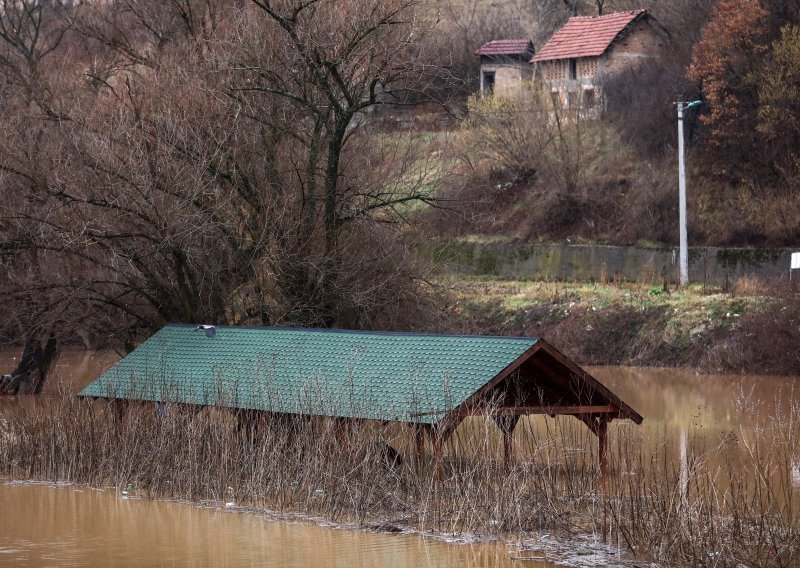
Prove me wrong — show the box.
[715,247,784,268]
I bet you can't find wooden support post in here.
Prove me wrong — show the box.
[111,399,128,425]
[598,416,611,543]
[493,415,520,471]
[234,409,251,436]
[415,424,426,477]
[598,416,609,480]
[334,417,351,446]
[245,409,268,442]
[503,429,513,471]
[432,429,443,483]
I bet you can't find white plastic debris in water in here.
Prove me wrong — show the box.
[225,502,235,508]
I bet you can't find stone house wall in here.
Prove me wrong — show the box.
[479,60,534,97]
[603,19,666,77]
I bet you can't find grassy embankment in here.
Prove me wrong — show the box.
[399,102,800,248]
[440,276,800,376]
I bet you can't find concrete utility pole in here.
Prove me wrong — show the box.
[676,100,702,286]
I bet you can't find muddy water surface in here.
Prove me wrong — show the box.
[0,483,528,567]
[591,366,797,431]
[0,349,119,394]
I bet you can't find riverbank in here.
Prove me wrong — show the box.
[442,277,800,375]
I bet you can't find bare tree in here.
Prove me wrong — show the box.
[0,0,446,380]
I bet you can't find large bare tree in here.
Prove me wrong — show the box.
[0,0,446,388]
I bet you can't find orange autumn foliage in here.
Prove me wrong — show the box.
[688,0,770,149]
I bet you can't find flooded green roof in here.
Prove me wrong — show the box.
[79,325,539,424]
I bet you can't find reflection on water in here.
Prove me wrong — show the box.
[594,367,800,492]
[0,484,537,568]
[590,366,797,430]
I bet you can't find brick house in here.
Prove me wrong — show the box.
[475,39,535,97]
[532,10,668,110]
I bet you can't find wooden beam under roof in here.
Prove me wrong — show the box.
[536,340,643,424]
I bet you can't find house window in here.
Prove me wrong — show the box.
[584,88,595,108]
[569,59,577,80]
[568,90,578,109]
[482,71,495,95]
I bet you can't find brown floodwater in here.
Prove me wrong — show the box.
[591,366,798,432]
[0,483,531,567]
[0,349,120,394]
[1,349,799,565]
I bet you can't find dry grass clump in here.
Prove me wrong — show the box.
[606,390,800,566]
[730,275,764,297]
[1,389,799,567]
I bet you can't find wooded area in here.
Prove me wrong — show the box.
[0,0,450,355]
[424,0,800,249]
[1,0,799,369]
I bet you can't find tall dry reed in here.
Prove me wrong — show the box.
[1,388,798,567]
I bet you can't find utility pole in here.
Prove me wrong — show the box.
[676,100,701,287]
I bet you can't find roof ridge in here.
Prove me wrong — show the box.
[568,9,644,20]
[165,323,540,342]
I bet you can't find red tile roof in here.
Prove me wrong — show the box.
[476,39,534,57]
[531,10,646,62]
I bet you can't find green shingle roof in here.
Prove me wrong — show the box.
[79,325,540,424]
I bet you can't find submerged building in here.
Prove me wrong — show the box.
[80,324,643,474]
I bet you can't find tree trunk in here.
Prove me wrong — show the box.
[0,334,59,395]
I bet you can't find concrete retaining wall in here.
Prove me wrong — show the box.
[428,243,796,285]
